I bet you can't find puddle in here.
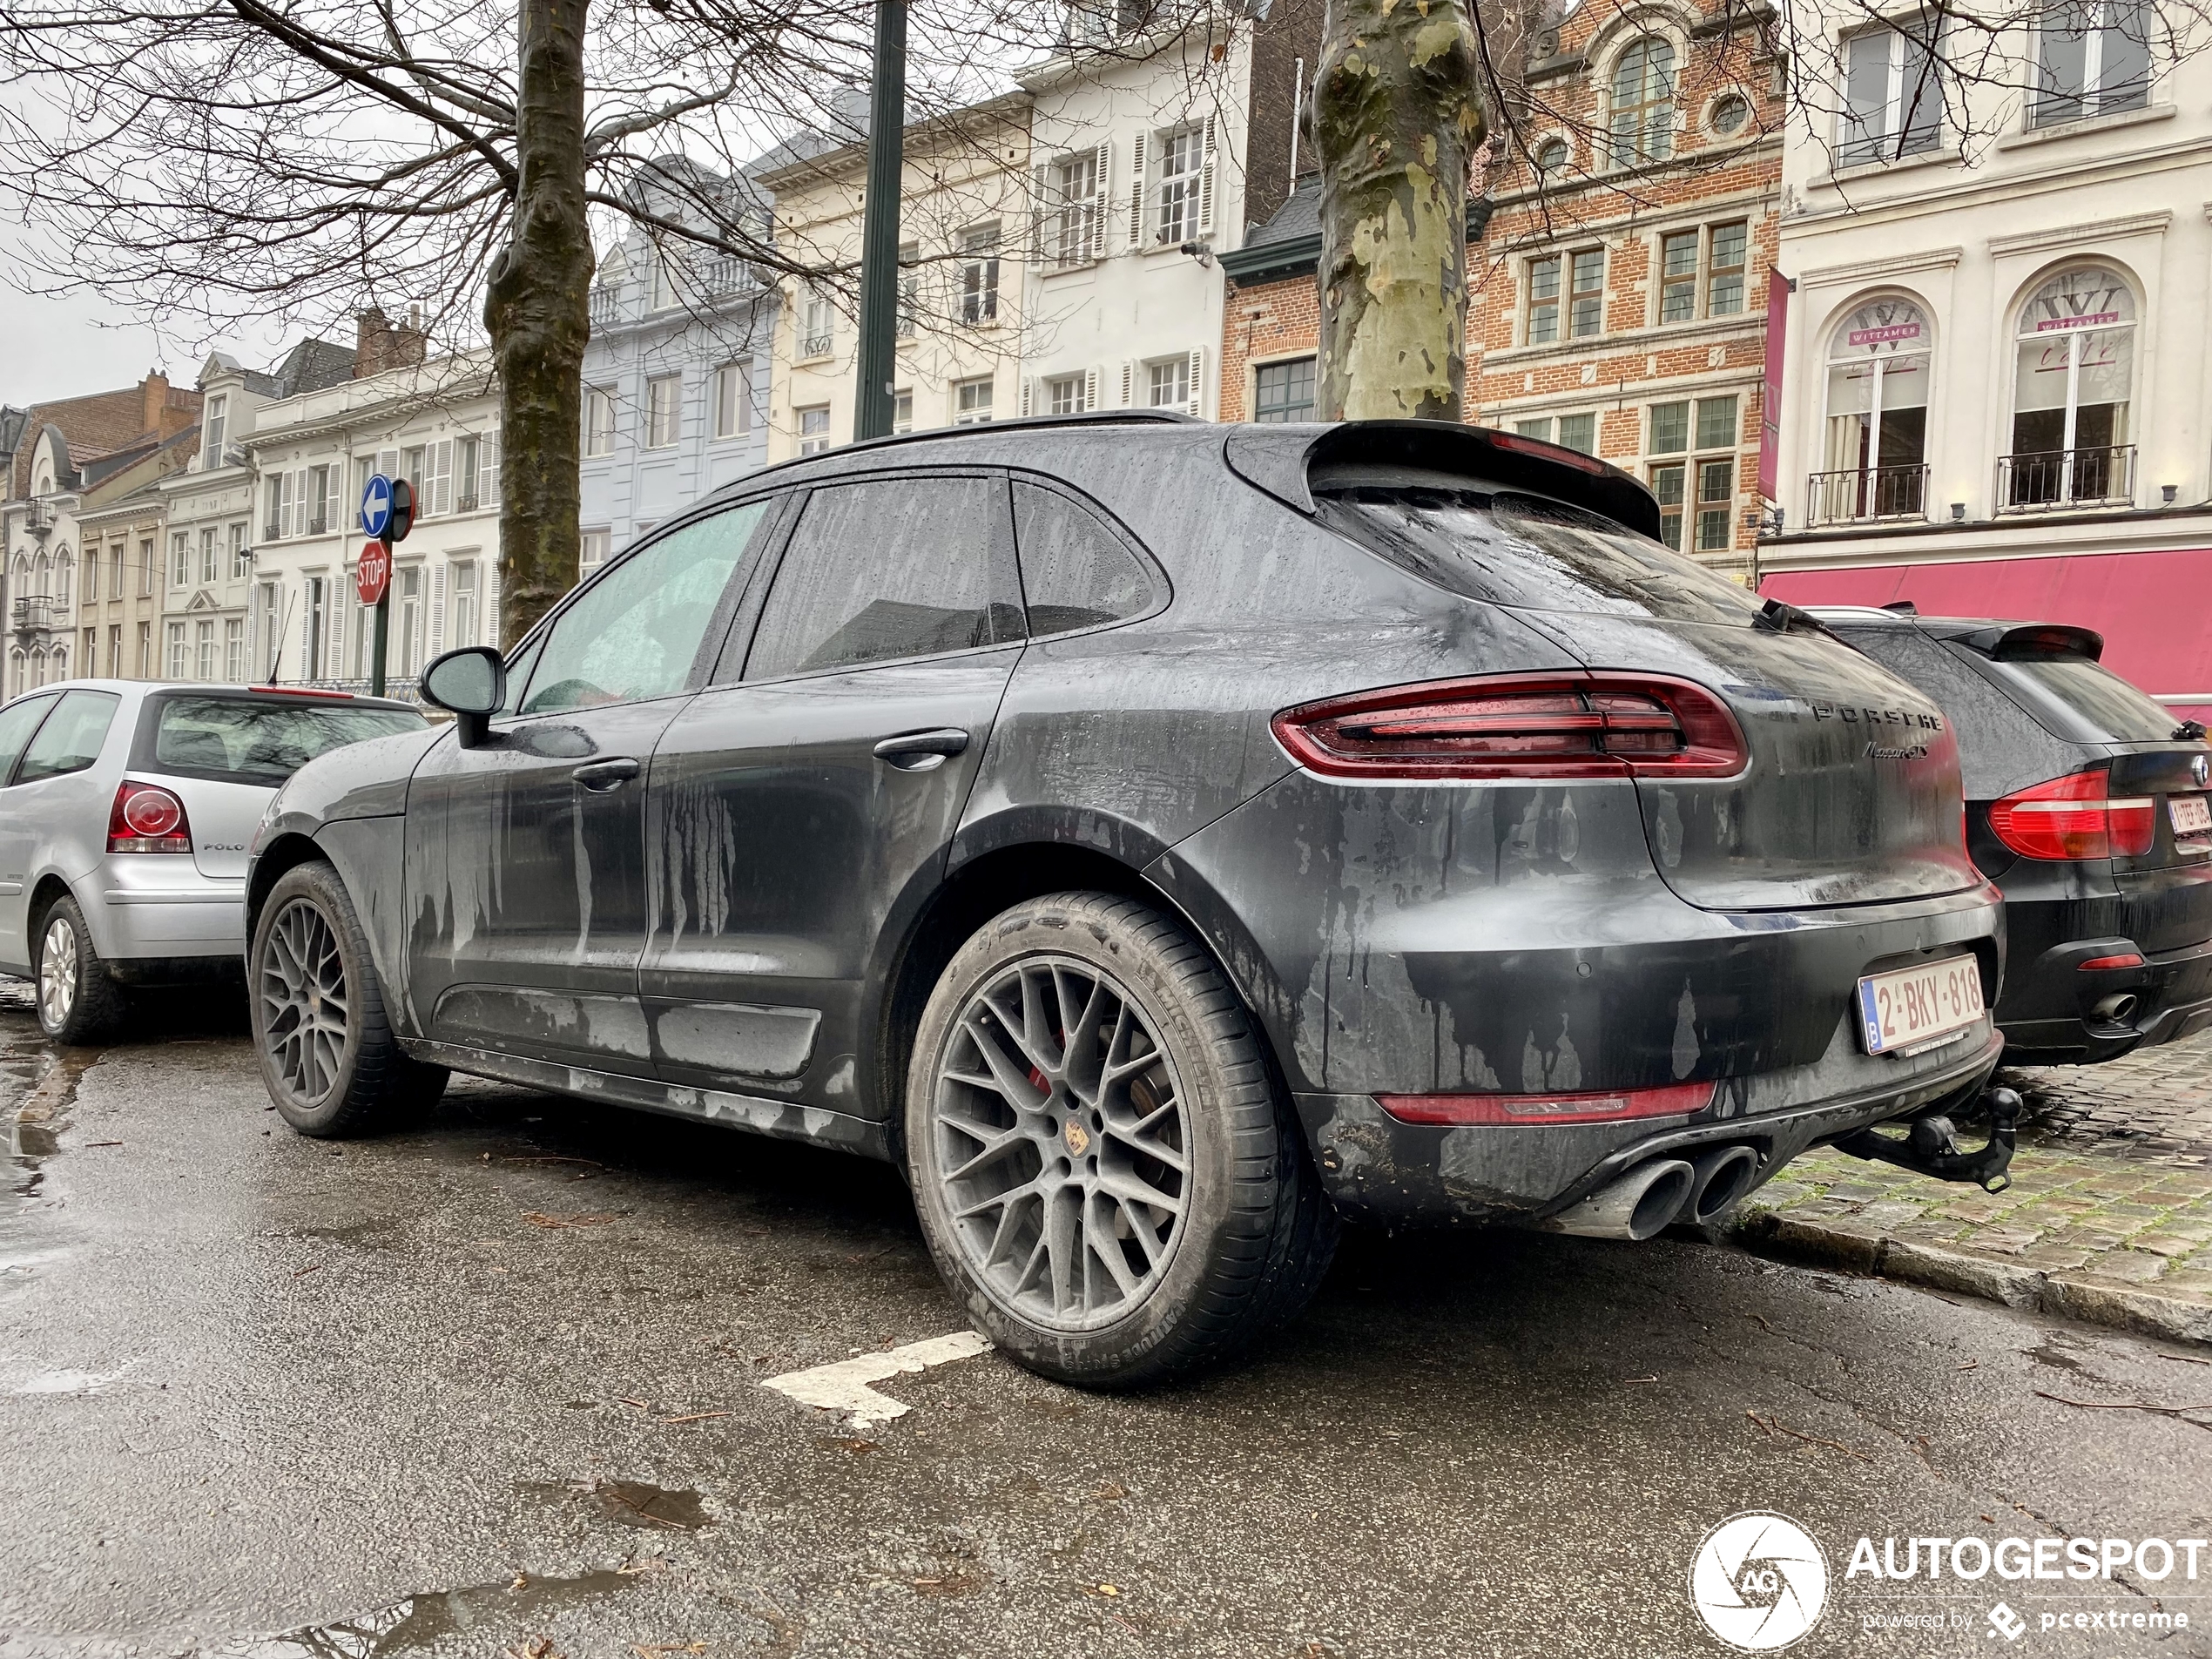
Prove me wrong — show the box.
[3,1007,98,1278]
[517,1477,714,1532]
[203,1568,640,1656]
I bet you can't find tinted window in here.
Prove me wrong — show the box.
[15,690,120,784]
[1012,483,1155,637]
[1994,651,2179,743]
[1838,627,2055,798]
[745,476,1019,679]
[1315,487,1765,625]
[147,696,425,786]
[523,501,768,715]
[0,695,57,785]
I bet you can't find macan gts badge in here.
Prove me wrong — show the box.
[242,415,2017,1385]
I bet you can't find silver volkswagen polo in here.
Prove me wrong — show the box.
[0,680,424,1041]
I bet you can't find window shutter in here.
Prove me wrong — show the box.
[1120,361,1135,407]
[1030,162,1051,259]
[1021,377,1035,418]
[1127,132,1147,249]
[329,579,346,664]
[1089,141,1111,260]
[1186,346,1205,417]
[1198,116,1217,235]
[488,559,500,644]
[297,594,309,678]
[430,560,447,656]
[1084,365,1101,412]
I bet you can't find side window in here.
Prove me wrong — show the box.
[15,690,121,784]
[521,501,769,716]
[0,695,57,786]
[499,633,545,717]
[1012,482,1156,637]
[744,475,1021,680]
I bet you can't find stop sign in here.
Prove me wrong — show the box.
[356,539,392,606]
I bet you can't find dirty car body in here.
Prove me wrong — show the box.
[247,415,2006,1254]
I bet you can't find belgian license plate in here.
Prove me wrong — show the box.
[2172,795,2211,836]
[1857,955,1986,1056]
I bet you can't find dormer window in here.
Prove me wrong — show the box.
[203,395,228,464]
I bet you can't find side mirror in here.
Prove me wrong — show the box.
[420,645,507,748]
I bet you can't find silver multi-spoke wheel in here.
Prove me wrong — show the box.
[933,955,1189,1332]
[259,898,351,1106]
[37,916,78,1031]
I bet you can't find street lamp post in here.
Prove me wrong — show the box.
[853,0,907,442]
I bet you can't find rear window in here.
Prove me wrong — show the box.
[1314,487,1765,625]
[1984,651,2180,744]
[145,695,425,786]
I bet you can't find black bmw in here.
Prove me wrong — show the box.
[244,415,2007,1384]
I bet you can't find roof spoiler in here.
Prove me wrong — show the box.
[1959,622,2105,661]
[1223,419,1662,542]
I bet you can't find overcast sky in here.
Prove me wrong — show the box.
[2,271,294,408]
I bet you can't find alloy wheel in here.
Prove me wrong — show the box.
[37,916,77,1032]
[932,955,1190,1332]
[259,898,350,1106]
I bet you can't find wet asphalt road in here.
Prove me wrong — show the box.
[3,983,2210,1659]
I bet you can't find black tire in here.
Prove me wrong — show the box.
[904,891,1339,1387]
[33,894,128,1044]
[248,860,447,1137]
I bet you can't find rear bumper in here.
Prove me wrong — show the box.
[1997,932,2212,1064]
[90,861,246,963]
[1297,1023,2005,1227]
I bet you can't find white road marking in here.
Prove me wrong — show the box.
[761,1331,994,1431]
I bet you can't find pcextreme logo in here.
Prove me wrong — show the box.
[1690,1512,1831,1651]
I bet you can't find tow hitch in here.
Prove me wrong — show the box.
[1833,1087,2021,1194]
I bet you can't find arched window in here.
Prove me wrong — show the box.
[1609,37,1676,166]
[1814,297,1932,524]
[49,644,66,683]
[1534,137,1570,176]
[2006,266,2137,509]
[29,646,47,689]
[32,551,50,597]
[53,549,71,609]
[6,649,22,698]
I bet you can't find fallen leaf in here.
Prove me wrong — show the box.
[509,1573,529,1590]
[1092,1481,1128,1501]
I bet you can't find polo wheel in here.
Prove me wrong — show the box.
[34,895,126,1045]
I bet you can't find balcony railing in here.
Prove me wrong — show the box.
[1806,464,1930,528]
[307,516,328,536]
[1998,444,2136,512]
[700,254,756,297]
[457,493,480,514]
[589,285,621,327]
[800,332,833,359]
[10,595,55,634]
[265,520,282,541]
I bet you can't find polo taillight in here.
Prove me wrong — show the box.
[1271,673,1749,780]
[1986,771,2154,861]
[108,780,192,854]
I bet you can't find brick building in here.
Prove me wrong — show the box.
[1220,0,1783,578]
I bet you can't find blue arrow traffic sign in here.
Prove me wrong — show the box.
[360,472,393,541]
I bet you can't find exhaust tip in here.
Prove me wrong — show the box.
[2091,992,2141,1026]
[1547,1158,1696,1241]
[1687,1144,1760,1224]
[1628,1161,1696,1238]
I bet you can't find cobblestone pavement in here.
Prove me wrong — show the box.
[1737,1033,2212,1340]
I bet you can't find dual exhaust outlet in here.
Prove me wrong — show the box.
[1543,1144,1761,1242]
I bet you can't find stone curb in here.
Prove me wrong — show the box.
[1729,1209,2212,1347]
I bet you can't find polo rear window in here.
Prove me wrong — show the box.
[145,695,424,786]
[1315,487,1766,624]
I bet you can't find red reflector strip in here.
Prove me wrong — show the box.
[1376,1080,1716,1127]
[2077,953,2146,971]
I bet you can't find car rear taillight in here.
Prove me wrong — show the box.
[1378,1081,1716,1127]
[109,780,192,854]
[1272,673,1749,780]
[1986,771,2155,861]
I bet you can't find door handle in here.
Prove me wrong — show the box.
[873,727,970,771]
[572,757,642,792]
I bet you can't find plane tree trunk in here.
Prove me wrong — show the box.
[1313,0,1482,422]
[484,0,592,649]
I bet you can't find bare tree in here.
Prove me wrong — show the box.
[0,0,1079,642]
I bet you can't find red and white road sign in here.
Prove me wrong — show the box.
[356,538,392,606]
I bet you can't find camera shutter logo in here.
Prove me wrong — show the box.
[1689,1512,1830,1651]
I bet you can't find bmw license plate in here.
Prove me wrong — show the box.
[2172,795,2212,836]
[1856,955,1985,1056]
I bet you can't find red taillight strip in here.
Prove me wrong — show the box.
[1272,672,1750,781]
[2078,952,2146,971]
[1378,1080,1716,1126]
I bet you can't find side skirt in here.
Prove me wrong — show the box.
[400,1037,895,1163]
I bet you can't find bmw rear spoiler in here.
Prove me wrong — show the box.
[1955,623,2106,661]
[1223,419,1663,543]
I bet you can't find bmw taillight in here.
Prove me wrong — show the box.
[1271,673,1749,780]
[1986,771,2154,861]
[108,780,192,854]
